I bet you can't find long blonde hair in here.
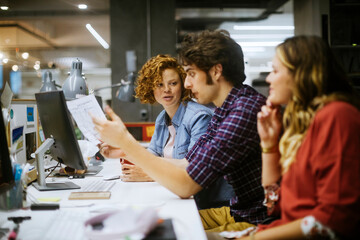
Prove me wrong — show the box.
[277,36,358,173]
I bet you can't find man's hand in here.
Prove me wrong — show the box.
[121,164,154,182]
[92,106,128,149]
[99,143,126,159]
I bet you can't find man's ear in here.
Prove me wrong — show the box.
[211,64,223,81]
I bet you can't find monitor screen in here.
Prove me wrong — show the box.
[35,91,86,171]
[0,108,15,193]
[25,132,37,161]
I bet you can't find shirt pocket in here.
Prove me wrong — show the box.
[149,137,165,157]
[175,131,190,156]
[176,143,189,158]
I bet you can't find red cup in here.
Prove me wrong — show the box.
[120,158,134,165]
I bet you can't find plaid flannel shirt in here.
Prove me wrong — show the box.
[186,85,267,224]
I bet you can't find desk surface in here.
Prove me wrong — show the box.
[0,159,207,240]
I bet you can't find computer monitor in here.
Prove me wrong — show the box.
[0,108,15,193]
[34,90,87,191]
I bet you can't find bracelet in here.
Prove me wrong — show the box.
[260,144,279,153]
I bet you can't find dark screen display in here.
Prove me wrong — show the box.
[0,108,15,193]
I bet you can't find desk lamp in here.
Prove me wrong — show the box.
[93,51,136,102]
[62,59,88,100]
[116,50,136,102]
[39,71,57,92]
[92,77,135,103]
[115,74,135,102]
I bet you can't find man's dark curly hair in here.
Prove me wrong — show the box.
[178,29,246,86]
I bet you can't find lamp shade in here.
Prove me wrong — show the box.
[62,59,88,100]
[116,72,135,102]
[40,71,57,92]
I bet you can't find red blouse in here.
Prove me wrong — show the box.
[259,101,360,239]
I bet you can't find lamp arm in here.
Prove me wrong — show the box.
[93,79,131,92]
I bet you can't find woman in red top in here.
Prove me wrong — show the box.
[238,36,360,239]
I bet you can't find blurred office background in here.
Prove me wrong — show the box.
[0,0,359,122]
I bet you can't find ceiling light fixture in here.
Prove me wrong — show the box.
[0,6,8,10]
[237,41,282,47]
[231,34,293,39]
[78,4,87,10]
[233,25,294,30]
[34,61,40,70]
[86,24,109,49]
[12,65,19,72]
[241,47,266,53]
[22,52,29,59]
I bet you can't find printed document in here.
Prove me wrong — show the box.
[1,82,13,109]
[66,94,106,145]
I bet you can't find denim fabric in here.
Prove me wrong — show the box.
[147,101,212,159]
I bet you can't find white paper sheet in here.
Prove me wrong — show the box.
[1,82,13,109]
[66,94,106,145]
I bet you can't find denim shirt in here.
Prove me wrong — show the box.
[147,101,213,159]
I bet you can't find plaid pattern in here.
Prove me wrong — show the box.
[186,85,268,224]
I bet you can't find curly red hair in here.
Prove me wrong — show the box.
[135,54,191,104]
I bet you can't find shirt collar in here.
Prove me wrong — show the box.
[161,102,186,127]
[171,102,186,127]
[215,85,244,117]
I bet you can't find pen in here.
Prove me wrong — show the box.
[30,203,60,210]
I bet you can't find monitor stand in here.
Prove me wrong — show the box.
[33,138,80,191]
[86,165,103,175]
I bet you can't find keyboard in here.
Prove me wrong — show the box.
[43,210,89,240]
[79,179,116,192]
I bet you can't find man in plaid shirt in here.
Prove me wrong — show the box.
[179,30,267,231]
[93,29,267,232]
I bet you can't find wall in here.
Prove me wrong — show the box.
[10,68,112,109]
[293,0,329,37]
[110,0,176,122]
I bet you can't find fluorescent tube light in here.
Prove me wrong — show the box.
[231,34,293,39]
[86,24,109,49]
[237,41,282,47]
[78,4,87,10]
[241,47,266,53]
[233,26,294,30]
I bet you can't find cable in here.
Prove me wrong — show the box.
[45,162,61,179]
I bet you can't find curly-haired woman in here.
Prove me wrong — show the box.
[101,54,213,182]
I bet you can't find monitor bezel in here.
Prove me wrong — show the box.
[0,106,15,193]
[35,90,87,171]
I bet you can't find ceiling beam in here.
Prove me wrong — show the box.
[0,23,57,48]
[0,10,108,19]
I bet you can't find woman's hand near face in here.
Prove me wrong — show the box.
[92,106,128,149]
[257,100,282,148]
[257,100,283,186]
[121,164,154,182]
